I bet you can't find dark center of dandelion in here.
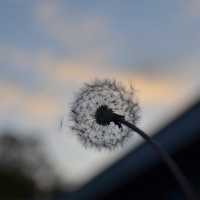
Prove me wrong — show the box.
[95,105,124,128]
[95,105,113,126]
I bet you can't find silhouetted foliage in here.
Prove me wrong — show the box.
[0,130,64,200]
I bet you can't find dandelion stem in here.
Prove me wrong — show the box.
[121,119,198,200]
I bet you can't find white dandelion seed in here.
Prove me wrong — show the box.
[70,79,140,149]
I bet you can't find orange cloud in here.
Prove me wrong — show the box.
[42,61,185,106]
[23,95,61,121]
[0,82,24,109]
[0,81,61,123]
[1,43,194,112]
[117,73,184,105]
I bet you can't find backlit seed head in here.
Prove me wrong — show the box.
[70,79,140,150]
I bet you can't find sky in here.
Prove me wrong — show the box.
[0,0,200,190]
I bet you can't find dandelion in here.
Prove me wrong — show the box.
[68,78,197,200]
[70,79,140,149]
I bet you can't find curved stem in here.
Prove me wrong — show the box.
[121,119,198,200]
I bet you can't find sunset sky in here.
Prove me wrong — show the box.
[0,0,200,189]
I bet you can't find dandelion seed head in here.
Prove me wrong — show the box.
[70,79,140,150]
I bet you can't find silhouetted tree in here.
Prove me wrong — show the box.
[0,130,64,200]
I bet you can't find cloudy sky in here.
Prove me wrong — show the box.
[0,0,200,189]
